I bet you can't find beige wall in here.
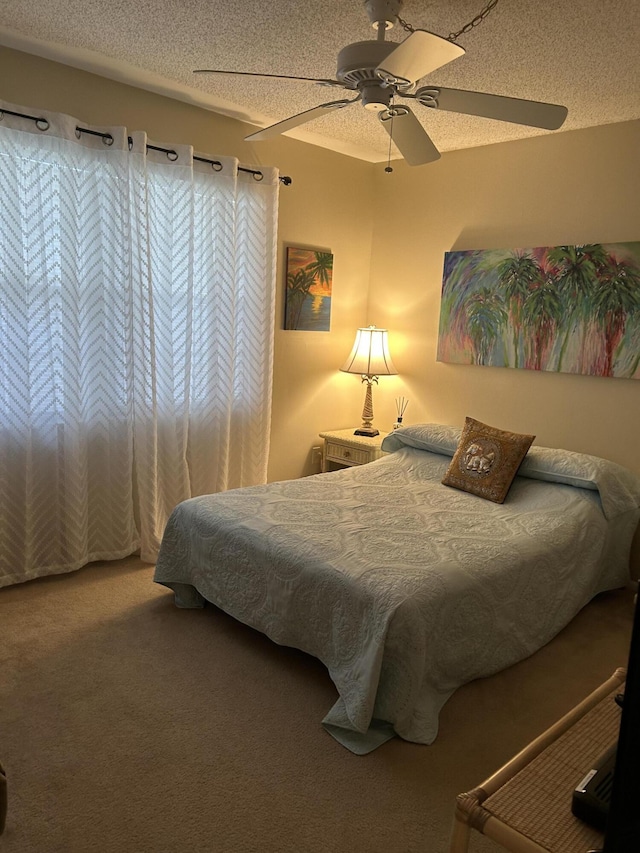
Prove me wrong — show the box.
[368,120,640,475]
[2,45,640,482]
[0,45,376,483]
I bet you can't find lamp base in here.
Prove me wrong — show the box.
[354,427,380,437]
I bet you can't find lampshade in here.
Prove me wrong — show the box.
[340,326,397,377]
[340,326,397,438]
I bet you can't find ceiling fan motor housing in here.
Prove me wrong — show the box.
[336,41,396,88]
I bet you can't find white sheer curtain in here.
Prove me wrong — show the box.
[0,101,278,586]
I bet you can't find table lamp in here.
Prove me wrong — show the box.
[340,325,397,436]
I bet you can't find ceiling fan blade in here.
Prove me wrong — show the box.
[376,31,465,86]
[245,98,358,141]
[379,108,440,166]
[194,69,343,87]
[414,86,568,129]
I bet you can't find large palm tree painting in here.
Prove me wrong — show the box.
[284,246,333,331]
[437,243,640,379]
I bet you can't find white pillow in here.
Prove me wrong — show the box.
[381,423,461,457]
[382,423,640,520]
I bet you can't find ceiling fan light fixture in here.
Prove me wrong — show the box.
[361,83,392,111]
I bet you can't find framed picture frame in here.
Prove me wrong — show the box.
[437,242,640,379]
[284,245,333,331]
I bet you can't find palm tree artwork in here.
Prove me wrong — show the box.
[496,254,542,368]
[284,246,333,331]
[437,242,640,379]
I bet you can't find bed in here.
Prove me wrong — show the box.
[153,423,640,753]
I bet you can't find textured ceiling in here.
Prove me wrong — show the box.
[1,0,640,163]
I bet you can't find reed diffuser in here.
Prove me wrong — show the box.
[394,397,409,430]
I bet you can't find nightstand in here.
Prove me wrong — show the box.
[318,429,386,472]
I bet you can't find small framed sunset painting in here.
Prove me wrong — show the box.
[284,245,333,331]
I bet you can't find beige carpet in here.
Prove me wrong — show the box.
[0,557,634,853]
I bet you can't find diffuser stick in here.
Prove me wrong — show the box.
[394,397,409,429]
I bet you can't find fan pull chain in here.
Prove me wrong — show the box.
[385,103,394,173]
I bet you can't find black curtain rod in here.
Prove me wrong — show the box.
[0,107,292,186]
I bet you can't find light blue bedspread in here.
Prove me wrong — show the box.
[154,427,640,753]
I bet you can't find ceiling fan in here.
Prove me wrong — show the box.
[194,0,568,167]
